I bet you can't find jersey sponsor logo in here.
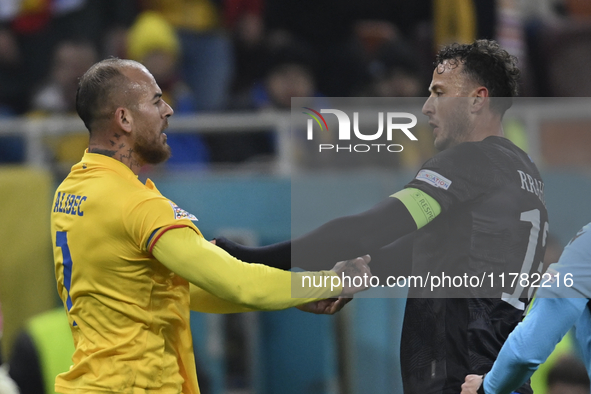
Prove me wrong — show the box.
[169,201,198,221]
[53,191,87,216]
[415,169,452,190]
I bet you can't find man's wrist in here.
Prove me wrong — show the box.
[477,373,486,394]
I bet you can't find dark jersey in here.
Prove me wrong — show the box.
[401,136,548,394]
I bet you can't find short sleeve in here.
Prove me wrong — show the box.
[124,191,201,252]
[405,142,496,211]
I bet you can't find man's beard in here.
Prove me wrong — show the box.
[434,103,471,151]
[133,130,171,165]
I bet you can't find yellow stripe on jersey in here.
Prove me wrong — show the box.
[391,188,442,229]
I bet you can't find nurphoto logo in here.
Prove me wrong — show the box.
[302,107,418,153]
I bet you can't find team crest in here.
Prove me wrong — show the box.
[169,201,198,221]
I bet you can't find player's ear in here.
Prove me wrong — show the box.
[471,86,489,113]
[115,107,133,134]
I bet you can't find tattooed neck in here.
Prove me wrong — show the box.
[89,147,117,157]
[89,134,142,174]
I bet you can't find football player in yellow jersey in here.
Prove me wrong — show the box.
[50,58,372,394]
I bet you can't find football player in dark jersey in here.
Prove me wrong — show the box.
[215,39,547,394]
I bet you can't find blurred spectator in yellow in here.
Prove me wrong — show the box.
[433,0,476,48]
[139,0,233,111]
[127,10,209,166]
[127,11,192,112]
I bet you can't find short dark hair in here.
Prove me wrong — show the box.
[76,58,140,132]
[435,39,520,114]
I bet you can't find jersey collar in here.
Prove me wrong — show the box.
[79,150,140,181]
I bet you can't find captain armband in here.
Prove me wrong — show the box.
[390,188,441,229]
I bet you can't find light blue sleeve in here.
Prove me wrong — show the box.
[483,222,591,394]
[543,223,591,300]
[483,296,587,394]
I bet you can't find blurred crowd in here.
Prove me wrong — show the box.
[0,0,590,168]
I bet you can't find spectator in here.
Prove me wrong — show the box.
[224,39,322,165]
[140,0,234,111]
[365,40,423,98]
[224,0,265,96]
[28,39,98,167]
[546,355,590,394]
[263,0,370,97]
[31,40,98,115]
[0,0,137,115]
[126,10,209,166]
[245,39,319,110]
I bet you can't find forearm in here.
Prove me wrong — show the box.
[289,197,416,269]
[189,284,254,313]
[368,233,414,280]
[213,238,291,270]
[153,227,342,310]
[216,188,438,271]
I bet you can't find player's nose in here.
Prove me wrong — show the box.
[163,100,174,117]
[422,96,435,116]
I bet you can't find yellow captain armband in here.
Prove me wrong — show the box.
[391,188,441,229]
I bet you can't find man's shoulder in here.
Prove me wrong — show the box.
[443,136,518,158]
[442,136,534,173]
[422,139,493,171]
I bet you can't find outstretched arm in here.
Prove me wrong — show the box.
[152,227,372,311]
[215,188,440,271]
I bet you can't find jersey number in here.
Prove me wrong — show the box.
[501,209,549,310]
[56,231,75,324]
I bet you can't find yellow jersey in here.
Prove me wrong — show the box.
[51,151,341,394]
[51,152,201,394]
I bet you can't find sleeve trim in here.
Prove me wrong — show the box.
[148,224,193,254]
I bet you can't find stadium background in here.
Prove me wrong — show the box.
[1,0,591,393]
